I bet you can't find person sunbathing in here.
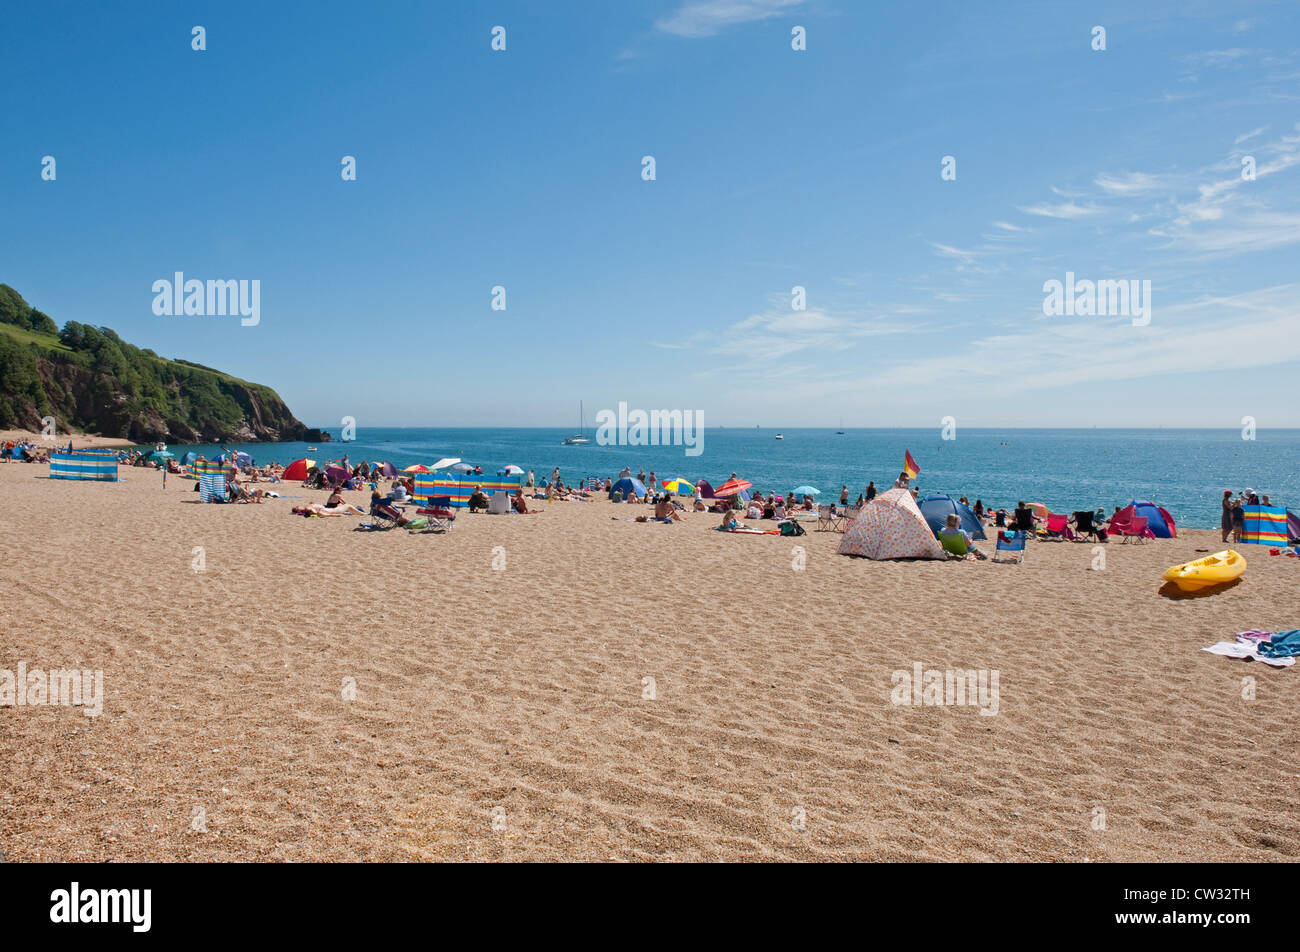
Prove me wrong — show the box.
[293,503,356,517]
[512,488,533,513]
[324,489,364,514]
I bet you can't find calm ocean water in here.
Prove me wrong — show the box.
[156,427,1299,529]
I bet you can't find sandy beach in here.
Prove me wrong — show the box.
[1,465,1297,862]
[1,429,135,450]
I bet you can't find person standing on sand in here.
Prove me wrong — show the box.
[865,481,876,502]
[894,472,909,490]
[527,470,534,488]
[1231,494,1245,543]
[839,485,848,505]
[1220,490,1234,543]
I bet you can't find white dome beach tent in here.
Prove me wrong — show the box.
[838,488,946,561]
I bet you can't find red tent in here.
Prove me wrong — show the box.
[283,458,312,481]
[1112,500,1177,538]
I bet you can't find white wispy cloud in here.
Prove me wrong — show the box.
[1179,48,1253,69]
[1094,172,1164,195]
[764,285,1300,403]
[708,306,910,364]
[1018,201,1101,219]
[655,0,808,38]
[1234,125,1268,145]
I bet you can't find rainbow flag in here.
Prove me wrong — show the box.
[903,450,920,479]
[1241,505,1288,546]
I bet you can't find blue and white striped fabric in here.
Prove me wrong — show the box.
[49,450,119,482]
[199,473,229,503]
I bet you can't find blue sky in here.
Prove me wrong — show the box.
[3,0,1299,428]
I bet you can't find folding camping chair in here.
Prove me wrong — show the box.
[365,500,406,530]
[837,505,860,531]
[816,505,836,531]
[1043,513,1075,541]
[993,530,1026,564]
[1071,510,1100,542]
[414,495,455,532]
[1011,507,1037,538]
[1113,515,1149,544]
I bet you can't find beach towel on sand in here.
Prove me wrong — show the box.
[1202,629,1299,667]
[1257,630,1300,659]
[1202,642,1295,667]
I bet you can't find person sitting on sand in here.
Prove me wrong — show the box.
[468,487,490,512]
[512,488,532,514]
[893,471,910,489]
[718,508,742,531]
[654,495,682,523]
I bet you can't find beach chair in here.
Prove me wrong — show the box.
[938,529,970,557]
[816,505,836,531]
[1043,513,1075,541]
[993,530,1026,564]
[1071,510,1100,542]
[1011,507,1037,537]
[838,505,860,530]
[487,491,511,515]
[414,495,455,532]
[1113,515,1149,544]
[367,501,405,530]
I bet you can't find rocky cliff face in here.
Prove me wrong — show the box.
[19,354,329,444]
[0,283,328,444]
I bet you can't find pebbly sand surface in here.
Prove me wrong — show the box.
[1,465,1297,862]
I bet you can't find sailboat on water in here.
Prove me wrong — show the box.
[836,416,845,435]
[562,402,590,445]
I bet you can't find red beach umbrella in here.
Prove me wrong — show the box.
[713,478,753,498]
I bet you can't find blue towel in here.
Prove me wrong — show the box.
[1257,630,1300,659]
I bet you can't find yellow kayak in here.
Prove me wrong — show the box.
[1162,550,1246,590]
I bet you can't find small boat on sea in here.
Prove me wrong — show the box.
[1162,550,1246,591]
[775,433,784,440]
[562,401,590,445]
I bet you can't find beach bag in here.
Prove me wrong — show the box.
[779,519,805,536]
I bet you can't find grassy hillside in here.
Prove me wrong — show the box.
[0,283,322,443]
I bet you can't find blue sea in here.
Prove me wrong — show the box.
[152,427,1299,529]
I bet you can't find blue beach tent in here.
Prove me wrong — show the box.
[1125,500,1176,538]
[918,493,986,540]
[609,477,647,500]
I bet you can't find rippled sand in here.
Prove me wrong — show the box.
[1,466,1297,861]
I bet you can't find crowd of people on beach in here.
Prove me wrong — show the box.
[1,439,50,463]
[61,444,1289,545]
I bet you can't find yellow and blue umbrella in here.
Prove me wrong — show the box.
[662,478,695,495]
